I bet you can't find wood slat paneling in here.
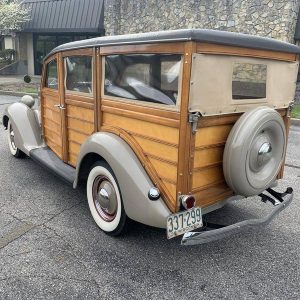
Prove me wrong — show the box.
[148,157,178,184]
[191,116,236,208]
[197,43,298,62]
[102,112,179,145]
[195,125,232,148]
[66,104,95,165]
[101,111,180,211]
[194,147,224,169]
[134,135,178,164]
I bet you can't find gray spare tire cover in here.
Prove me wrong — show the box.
[223,106,286,197]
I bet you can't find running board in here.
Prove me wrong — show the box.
[30,147,76,185]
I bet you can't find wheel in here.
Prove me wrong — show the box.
[7,120,26,158]
[87,161,127,236]
[223,107,286,197]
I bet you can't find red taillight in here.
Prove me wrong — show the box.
[181,195,196,210]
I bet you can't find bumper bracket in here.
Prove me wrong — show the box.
[181,187,293,246]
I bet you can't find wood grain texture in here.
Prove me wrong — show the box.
[278,109,290,178]
[66,104,94,165]
[191,109,288,208]
[101,125,178,212]
[101,109,180,212]
[102,112,179,145]
[197,43,298,62]
[176,41,195,208]
[58,52,68,162]
[61,48,93,57]
[41,56,64,160]
[100,42,185,55]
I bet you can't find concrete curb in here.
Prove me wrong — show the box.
[291,118,300,126]
[0,90,38,98]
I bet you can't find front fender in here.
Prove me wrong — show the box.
[75,132,171,229]
[3,103,45,155]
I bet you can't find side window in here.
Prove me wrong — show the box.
[45,59,58,89]
[64,56,93,95]
[104,54,182,106]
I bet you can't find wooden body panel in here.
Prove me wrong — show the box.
[101,102,180,211]
[66,103,94,166]
[41,88,63,159]
[190,109,289,208]
[191,121,234,207]
[197,43,298,62]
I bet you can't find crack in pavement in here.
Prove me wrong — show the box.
[0,222,35,250]
[0,202,81,251]
[285,163,300,170]
[0,275,99,288]
[41,223,102,297]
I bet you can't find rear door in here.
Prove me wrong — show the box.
[41,55,65,159]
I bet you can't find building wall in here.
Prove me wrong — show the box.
[4,36,13,49]
[17,33,28,61]
[26,33,34,75]
[104,0,300,43]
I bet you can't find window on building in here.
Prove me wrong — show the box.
[104,54,182,106]
[232,62,267,100]
[45,59,58,89]
[64,56,93,95]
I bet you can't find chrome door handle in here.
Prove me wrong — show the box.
[53,104,66,110]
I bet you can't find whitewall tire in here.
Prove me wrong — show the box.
[87,162,127,236]
[7,121,26,158]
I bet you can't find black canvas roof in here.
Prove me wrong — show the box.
[21,0,104,33]
[45,29,300,60]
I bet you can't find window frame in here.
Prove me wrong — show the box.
[231,61,268,103]
[43,57,59,90]
[64,55,94,97]
[62,49,94,99]
[101,54,184,112]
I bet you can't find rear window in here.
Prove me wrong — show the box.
[232,63,267,100]
[104,54,182,106]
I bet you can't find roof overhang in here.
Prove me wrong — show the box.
[21,0,104,34]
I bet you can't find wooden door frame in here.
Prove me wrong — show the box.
[97,42,191,212]
[60,48,97,163]
[41,53,65,160]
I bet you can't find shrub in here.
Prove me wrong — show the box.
[0,48,16,63]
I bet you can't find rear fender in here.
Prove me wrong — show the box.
[75,132,171,228]
[3,103,45,155]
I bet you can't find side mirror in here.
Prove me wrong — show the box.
[24,75,31,83]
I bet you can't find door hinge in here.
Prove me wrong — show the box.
[188,112,202,134]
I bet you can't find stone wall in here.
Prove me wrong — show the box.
[104,0,300,43]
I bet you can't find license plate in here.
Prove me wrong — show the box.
[167,207,203,239]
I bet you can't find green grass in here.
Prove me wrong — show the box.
[22,87,38,94]
[291,104,300,119]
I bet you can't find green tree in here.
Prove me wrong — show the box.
[0,0,30,33]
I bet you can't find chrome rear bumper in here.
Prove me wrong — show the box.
[181,187,293,246]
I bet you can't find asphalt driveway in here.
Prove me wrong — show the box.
[0,95,300,299]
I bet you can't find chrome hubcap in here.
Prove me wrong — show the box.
[257,142,272,167]
[249,134,273,172]
[92,175,118,222]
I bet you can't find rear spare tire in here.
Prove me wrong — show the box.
[223,107,286,197]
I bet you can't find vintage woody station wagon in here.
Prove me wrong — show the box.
[2,29,299,245]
